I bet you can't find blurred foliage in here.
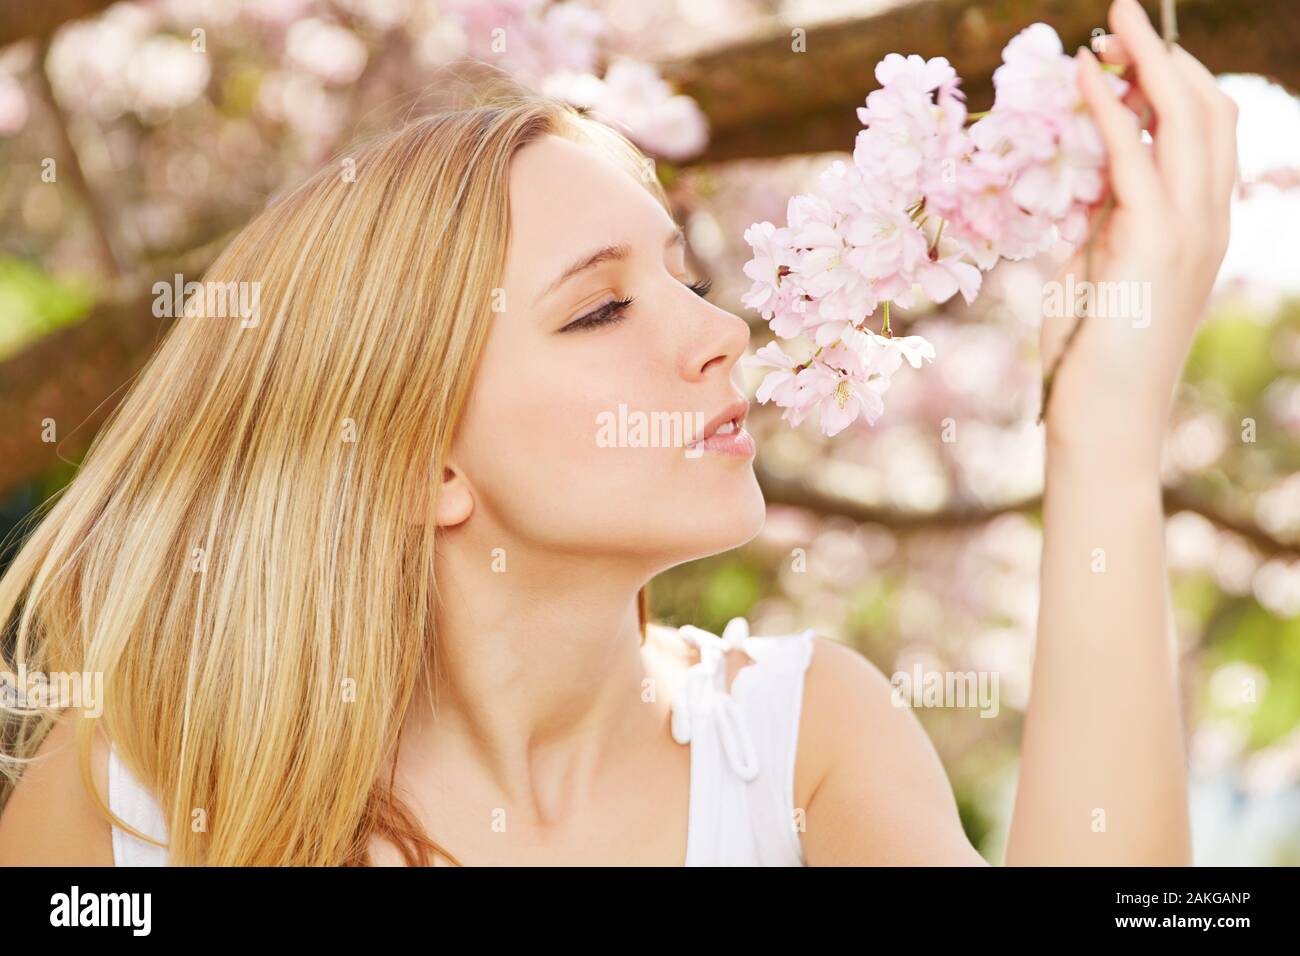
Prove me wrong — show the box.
[1187,308,1278,404]
[0,257,93,360]
[1204,603,1300,748]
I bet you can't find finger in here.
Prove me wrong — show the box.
[1091,32,1130,65]
[1108,0,1209,207]
[1170,44,1240,208]
[1091,34,1153,123]
[1076,46,1163,209]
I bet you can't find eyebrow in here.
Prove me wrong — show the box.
[533,226,687,306]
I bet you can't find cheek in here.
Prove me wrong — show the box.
[511,340,660,465]
[455,326,765,557]
[456,333,670,530]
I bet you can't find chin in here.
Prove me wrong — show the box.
[674,465,768,563]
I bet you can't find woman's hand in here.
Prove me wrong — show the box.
[1003,1,1238,866]
[1039,0,1239,468]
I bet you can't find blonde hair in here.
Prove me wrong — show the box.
[0,86,661,866]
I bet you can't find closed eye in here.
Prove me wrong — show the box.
[560,296,634,333]
[557,277,712,334]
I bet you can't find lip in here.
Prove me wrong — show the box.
[698,399,750,441]
[685,398,754,459]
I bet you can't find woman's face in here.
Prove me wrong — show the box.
[444,133,764,572]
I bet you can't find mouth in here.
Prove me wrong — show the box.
[685,399,755,458]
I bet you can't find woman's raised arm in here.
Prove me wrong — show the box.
[1006,0,1238,865]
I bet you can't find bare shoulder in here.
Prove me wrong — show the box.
[795,636,987,865]
[793,636,893,811]
[0,710,116,866]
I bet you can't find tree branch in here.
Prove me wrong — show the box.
[0,0,116,48]
[30,38,123,278]
[662,0,1300,166]
[756,462,1299,557]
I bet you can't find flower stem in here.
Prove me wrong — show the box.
[929,217,946,255]
[1162,0,1179,44]
[882,300,892,337]
[792,345,824,374]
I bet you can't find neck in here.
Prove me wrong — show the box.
[399,526,666,814]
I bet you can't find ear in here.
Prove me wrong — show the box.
[434,462,474,528]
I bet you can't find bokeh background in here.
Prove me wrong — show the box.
[1,0,1297,864]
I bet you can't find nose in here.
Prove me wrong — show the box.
[680,297,751,383]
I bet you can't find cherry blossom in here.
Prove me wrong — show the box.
[577,59,708,162]
[742,22,1128,438]
[445,1,706,161]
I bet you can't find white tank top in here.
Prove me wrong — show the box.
[108,617,816,866]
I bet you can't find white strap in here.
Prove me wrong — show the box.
[670,617,760,782]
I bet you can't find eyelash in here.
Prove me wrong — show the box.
[560,278,713,333]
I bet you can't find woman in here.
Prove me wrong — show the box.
[0,0,1237,866]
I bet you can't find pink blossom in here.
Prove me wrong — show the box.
[841,199,929,294]
[749,342,801,406]
[967,110,1057,178]
[991,22,1078,115]
[740,221,796,321]
[537,3,605,74]
[918,252,983,305]
[583,59,708,161]
[739,21,1131,437]
[853,55,968,201]
[840,326,937,376]
[286,19,368,86]
[745,343,823,428]
[445,1,706,161]
[801,361,887,436]
[785,192,876,342]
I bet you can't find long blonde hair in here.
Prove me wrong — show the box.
[0,87,659,866]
